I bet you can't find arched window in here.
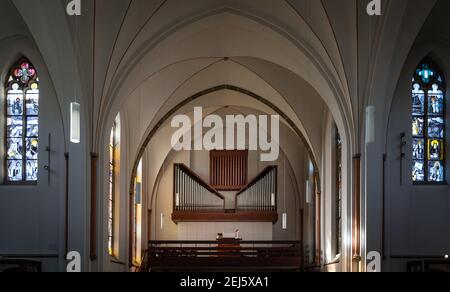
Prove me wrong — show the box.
[132,159,143,265]
[335,127,342,255]
[412,59,446,183]
[5,58,39,183]
[108,122,116,256]
[108,114,120,256]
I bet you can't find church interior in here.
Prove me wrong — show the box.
[0,0,449,273]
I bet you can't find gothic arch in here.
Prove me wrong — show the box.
[128,85,321,194]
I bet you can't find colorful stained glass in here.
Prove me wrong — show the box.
[26,84,39,115]
[413,139,425,160]
[428,117,444,138]
[7,117,23,138]
[25,160,38,181]
[412,161,425,182]
[7,85,23,116]
[428,139,443,161]
[428,161,444,182]
[428,84,444,115]
[7,138,23,159]
[412,117,424,137]
[7,160,23,181]
[5,59,39,183]
[26,138,39,160]
[416,63,436,84]
[412,84,425,116]
[26,117,39,137]
[14,62,36,84]
[108,118,119,256]
[412,60,446,184]
[428,94,444,116]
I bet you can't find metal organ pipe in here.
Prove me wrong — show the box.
[175,165,276,213]
[265,174,269,211]
[236,167,277,212]
[183,171,186,211]
[180,170,183,211]
[263,175,266,211]
[258,179,262,211]
[265,175,267,210]
[178,168,181,211]
[193,179,196,209]
[191,175,193,210]
[180,171,183,211]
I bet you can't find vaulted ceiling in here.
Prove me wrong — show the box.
[6,0,441,157]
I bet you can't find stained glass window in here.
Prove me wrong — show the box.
[412,59,446,183]
[108,122,117,255]
[5,59,39,183]
[335,127,342,255]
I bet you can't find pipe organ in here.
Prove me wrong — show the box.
[172,164,278,224]
[174,164,225,212]
[236,166,277,211]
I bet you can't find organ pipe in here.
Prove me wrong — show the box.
[174,165,276,213]
[236,167,277,212]
[174,164,224,211]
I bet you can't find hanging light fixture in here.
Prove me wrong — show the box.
[70,16,81,144]
[365,106,376,144]
[306,180,312,204]
[282,213,288,230]
[70,102,81,144]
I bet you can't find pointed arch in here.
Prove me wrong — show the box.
[108,113,121,256]
[4,57,39,183]
[412,58,446,183]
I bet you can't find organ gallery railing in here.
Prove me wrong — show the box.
[174,164,225,212]
[236,166,277,212]
[141,240,302,272]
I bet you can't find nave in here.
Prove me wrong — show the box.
[0,0,450,273]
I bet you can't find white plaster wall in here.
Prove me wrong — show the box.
[383,1,450,271]
[0,0,67,272]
